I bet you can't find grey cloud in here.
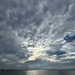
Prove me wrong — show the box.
[22,59,56,70]
[0,28,20,54]
[46,50,66,56]
[45,0,71,15]
[0,0,75,69]
[0,24,30,67]
[22,58,75,69]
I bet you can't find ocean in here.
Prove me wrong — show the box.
[0,70,75,75]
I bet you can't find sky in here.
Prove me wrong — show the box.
[0,0,75,70]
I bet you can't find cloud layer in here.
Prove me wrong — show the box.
[0,0,75,69]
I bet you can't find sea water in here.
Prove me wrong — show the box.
[0,70,75,75]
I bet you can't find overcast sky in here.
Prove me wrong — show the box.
[0,0,75,70]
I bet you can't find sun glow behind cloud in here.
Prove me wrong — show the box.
[27,46,49,61]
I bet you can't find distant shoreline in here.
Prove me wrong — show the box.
[0,69,75,71]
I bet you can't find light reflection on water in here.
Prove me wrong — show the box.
[0,70,75,75]
[26,70,45,75]
[26,70,75,75]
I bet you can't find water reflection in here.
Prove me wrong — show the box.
[26,70,45,75]
[0,70,75,75]
[26,70,75,75]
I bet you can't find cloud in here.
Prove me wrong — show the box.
[0,0,75,69]
[46,50,66,56]
[22,58,59,69]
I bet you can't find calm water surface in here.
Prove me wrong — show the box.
[0,70,75,75]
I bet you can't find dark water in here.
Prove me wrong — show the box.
[0,70,75,75]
